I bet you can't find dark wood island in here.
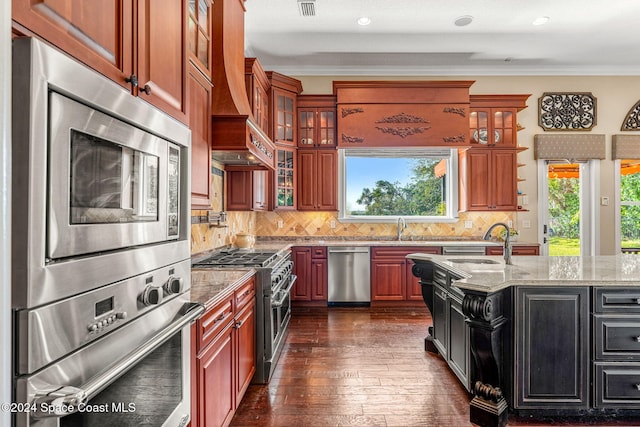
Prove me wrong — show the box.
[408,253,640,427]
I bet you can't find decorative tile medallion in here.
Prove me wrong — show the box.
[538,92,597,131]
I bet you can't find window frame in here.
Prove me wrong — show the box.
[337,148,459,223]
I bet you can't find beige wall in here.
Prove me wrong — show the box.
[193,75,640,256]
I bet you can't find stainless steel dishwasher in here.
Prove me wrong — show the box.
[328,246,371,305]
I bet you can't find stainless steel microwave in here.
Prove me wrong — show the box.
[12,38,191,309]
[47,92,182,259]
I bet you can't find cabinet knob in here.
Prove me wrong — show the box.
[635,298,640,304]
[140,84,152,95]
[636,384,640,391]
[635,336,640,343]
[125,74,139,89]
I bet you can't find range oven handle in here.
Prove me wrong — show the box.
[272,275,297,308]
[31,302,205,419]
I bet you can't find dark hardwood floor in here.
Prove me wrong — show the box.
[231,307,640,427]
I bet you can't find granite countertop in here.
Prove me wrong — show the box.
[407,253,640,293]
[190,268,256,308]
[250,238,534,248]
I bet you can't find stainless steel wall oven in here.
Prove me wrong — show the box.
[11,38,201,427]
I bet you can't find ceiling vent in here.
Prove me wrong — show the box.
[298,0,316,17]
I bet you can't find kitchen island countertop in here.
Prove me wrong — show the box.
[407,253,640,293]
[190,268,255,308]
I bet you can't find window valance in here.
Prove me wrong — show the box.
[612,135,640,160]
[534,134,605,160]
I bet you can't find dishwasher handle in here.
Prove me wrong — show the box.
[328,248,370,254]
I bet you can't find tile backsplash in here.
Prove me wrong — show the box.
[254,211,515,240]
[190,161,517,254]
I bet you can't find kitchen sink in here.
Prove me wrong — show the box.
[447,258,501,265]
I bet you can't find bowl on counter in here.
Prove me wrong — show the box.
[234,232,255,248]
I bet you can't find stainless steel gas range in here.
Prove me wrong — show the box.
[193,247,295,384]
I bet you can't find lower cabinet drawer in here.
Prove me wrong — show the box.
[595,363,640,408]
[594,315,640,360]
[594,288,640,313]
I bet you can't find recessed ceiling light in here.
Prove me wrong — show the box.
[454,15,473,27]
[532,16,550,26]
[357,16,371,26]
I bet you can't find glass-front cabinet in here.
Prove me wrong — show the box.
[297,95,337,148]
[188,0,212,74]
[469,108,515,147]
[276,148,296,209]
[298,109,336,147]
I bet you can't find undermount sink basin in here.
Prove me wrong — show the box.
[447,258,501,265]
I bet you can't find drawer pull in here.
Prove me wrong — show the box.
[215,312,228,323]
[635,336,640,343]
[636,384,640,391]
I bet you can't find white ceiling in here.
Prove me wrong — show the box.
[244,0,640,76]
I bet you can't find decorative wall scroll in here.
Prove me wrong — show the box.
[443,107,466,117]
[341,107,364,118]
[374,113,431,139]
[538,92,597,131]
[621,100,640,131]
[443,135,466,143]
[341,134,364,144]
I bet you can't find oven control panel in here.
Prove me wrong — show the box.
[15,259,191,375]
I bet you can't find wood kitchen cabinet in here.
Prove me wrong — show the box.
[275,147,296,210]
[296,149,338,211]
[370,246,441,306]
[245,58,271,134]
[469,95,529,148]
[188,0,213,76]
[188,64,213,208]
[459,148,520,211]
[486,244,540,256]
[297,95,337,148]
[13,0,187,122]
[291,246,327,305]
[226,169,270,211]
[515,287,590,410]
[192,275,256,427]
[267,72,302,147]
[593,287,640,409]
[421,263,471,390]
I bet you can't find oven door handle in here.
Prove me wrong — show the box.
[272,275,297,308]
[31,302,205,419]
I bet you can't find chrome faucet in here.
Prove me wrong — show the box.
[483,222,512,265]
[397,217,407,241]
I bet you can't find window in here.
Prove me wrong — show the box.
[338,148,458,221]
[619,159,640,251]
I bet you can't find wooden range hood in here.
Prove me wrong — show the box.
[210,0,275,170]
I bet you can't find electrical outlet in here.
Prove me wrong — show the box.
[464,220,473,229]
[522,195,529,205]
[601,196,609,206]
[522,220,531,229]
[277,220,283,228]
[508,220,513,228]
[330,220,336,229]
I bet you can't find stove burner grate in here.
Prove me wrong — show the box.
[192,249,279,268]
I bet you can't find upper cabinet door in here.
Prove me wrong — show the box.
[13,0,188,123]
[137,0,187,122]
[187,0,212,76]
[12,0,135,86]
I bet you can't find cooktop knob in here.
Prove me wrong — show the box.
[141,285,163,306]
[164,276,184,295]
